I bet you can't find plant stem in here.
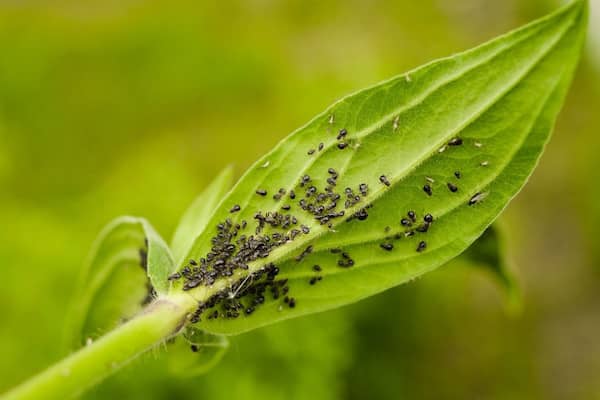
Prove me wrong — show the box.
[1,294,196,400]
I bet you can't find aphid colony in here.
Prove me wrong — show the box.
[168,122,488,328]
[168,164,376,323]
[378,210,434,252]
[185,263,295,323]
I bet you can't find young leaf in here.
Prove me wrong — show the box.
[143,219,176,295]
[167,1,586,335]
[66,216,173,348]
[171,166,235,266]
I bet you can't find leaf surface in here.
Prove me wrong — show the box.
[167,1,587,335]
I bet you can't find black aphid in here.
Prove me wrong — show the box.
[256,189,267,196]
[379,175,391,187]
[307,149,316,155]
[301,225,310,234]
[468,192,487,205]
[328,168,337,175]
[338,259,355,267]
[423,214,434,223]
[330,248,342,254]
[447,182,458,193]
[230,204,241,213]
[289,190,296,199]
[454,171,461,179]
[295,245,313,262]
[380,243,394,251]
[401,218,412,227]
[417,241,427,252]
[318,142,324,151]
[305,186,317,197]
[301,175,311,186]
[245,307,255,315]
[337,251,355,267]
[359,183,368,196]
[309,277,318,285]
[407,210,416,222]
[189,259,198,266]
[416,223,429,233]
[337,142,348,150]
[282,204,291,211]
[337,128,348,140]
[448,137,463,146]
[313,265,322,272]
[168,272,181,281]
[423,184,432,196]
[354,208,369,221]
[190,344,199,352]
[288,298,296,308]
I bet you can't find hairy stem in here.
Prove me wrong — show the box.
[1,294,196,400]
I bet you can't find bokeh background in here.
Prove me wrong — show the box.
[1,0,599,399]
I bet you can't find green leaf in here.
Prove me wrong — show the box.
[142,219,176,295]
[168,1,586,335]
[66,216,174,348]
[450,223,520,312]
[171,166,235,266]
[165,327,229,378]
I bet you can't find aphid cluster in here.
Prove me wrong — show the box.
[336,251,355,268]
[377,211,433,253]
[171,120,492,333]
[185,263,291,323]
[294,170,372,228]
[168,214,307,290]
[309,264,323,285]
[421,136,490,204]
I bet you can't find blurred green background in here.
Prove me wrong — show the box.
[1,0,599,399]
